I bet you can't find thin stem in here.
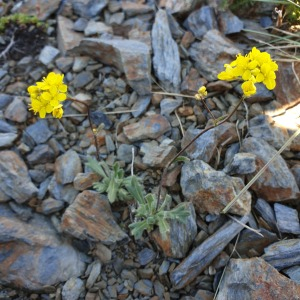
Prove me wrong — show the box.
[67,97,100,161]
[156,96,245,208]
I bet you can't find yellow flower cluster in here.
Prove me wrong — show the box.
[195,86,207,100]
[218,47,278,97]
[28,72,67,118]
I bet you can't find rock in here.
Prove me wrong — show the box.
[90,111,113,129]
[223,153,257,175]
[25,119,53,145]
[57,16,84,55]
[41,197,65,215]
[183,6,217,39]
[12,0,61,20]
[263,239,300,270]
[218,11,244,34]
[274,62,300,106]
[141,143,177,168]
[195,290,214,300]
[73,172,101,191]
[131,95,151,118]
[0,151,38,203]
[181,68,207,94]
[72,71,94,88]
[134,279,153,296]
[239,82,273,103]
[181,160,251,216]
[216,258,300,300]
[4,96,27,123]
[240,137,299,202]
[39,45,60,65]
[151,202,197,258]
[291,165,300,188]
[274,203,300,234]
[163,0,200,15]
[170,215,249,289]
[93,243,112,263]
[189,29,241,81]
[181,122,238,163]
[56,56,74,73]
[72,56,90,72]
[236,228,278,257]
[62,277,85,300]
[61,190,128,244]
[122,2,154,17]
[73,18,89,31]
[283,266,300,284]
[27,144,55,165]
[0,119,17,133]
[84,20,113,36]
[123,114,171,142]
[152,10,181,92]
[55,150,82,185]
[0,133,18,148]
[0,93,13,109]
[254,198,277,231]
[137,248,156,266]
[70,38,151,95]
[72,0,108,18]
[0,204,86,291]
[86,260,102,289]
[117,144,136,163]
[248,115,289,150]
[160,98,182,116]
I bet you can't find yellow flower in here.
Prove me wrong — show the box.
[195,86,207,100]
[241,80,256,97]
[28,72,67,118]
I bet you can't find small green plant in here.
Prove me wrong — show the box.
[86,157,132,203]
[125,176,190,240]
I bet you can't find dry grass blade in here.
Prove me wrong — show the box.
[222,126,300,214]
[228,215,264,237]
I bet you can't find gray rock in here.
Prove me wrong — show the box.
[117,144,136,163]
[160,98,183,116]
[254,198,277,231]
[8,201,33,221]
[0,133,18,148]
[181,160,251,216]
[72,56,90,72]
[189,29,241,81]
[73,18,89,32]
[4,96,28,123]
[218,10,244,34]
[39,45,60,65]
[163,0,201,14]
[291,164,300,188]
[240,137,299,202]
[236,82,274,102]
[283,266,300,284]
[0,151,38,203]
[55,56,74,73]
[72,71,94,88]
[152,9,181,92]
[223,152,257,175]
[121,1,154,17]
[70,38,151,95]
[55,150,82,185]
[216,258,300,300]
[0,204,86,291]
[27,144,55,165]
[0,119,17,133]
[274,203,300,234]
[25,119,53,145]
[263,239,300,270]
[84,20,113,36]
[62,277,85,300]
[41,197,65,215]
[152,202,197,258]
[137,248,156,266]
[181,122,238,163]
[131,95,151,118]
[134,279,153,296]
[72,0,108,18]
[170,215,249,289]
[0,94,13,109]
[184,6,217,39]
[86,260,102,289]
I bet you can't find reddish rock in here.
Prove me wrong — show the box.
[181,68,207,95]
[73,172,101,191]
[216,258,300,300]
[61,190,128,244]
[123,114,171,142]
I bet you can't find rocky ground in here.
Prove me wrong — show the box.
[1,0,300,299]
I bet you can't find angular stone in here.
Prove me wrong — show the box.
[27,144,55,165]
[39,45,60,65]
[137,248,156,266]
[122,2,154,17]
[218,10,244,34]
[70,38,151,95]
[152,9,181,92]
[181,68,207,94]
[134,279,153,296]
[184,6,217,39]
[263,239,300,270]
[170,215,249,289]
[55,150,82,185]
[72,0,108,18]
[0,151,38,203]
[86,261,102,289]
[163,0,201,14]
[223,153,257,175]
[123,114,171,142]
[160,98,182,116]
[41,197,65,215]
[274,203,300,234]
[84,20,113,36]
[189,29,240,81]
[61,191,128,244]
[131,95,151,118]
[57,16,84,55]
[216,258,300,300]
[181,122,239,163]
[73,172,101,191]
[72,71,94,88]
[181,160,251,216]
[55,56,74,73]
[0,133,18,148]
[254,198,277,231]
[25,119,53,145]
[151,202,197,258]
[0,204,86,291]
[283,266,300,284]
[240,137,299,202]
[4,96,27,123]
[62,277,85,300]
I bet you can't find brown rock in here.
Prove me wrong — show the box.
[216,258,300,300]
[0,151,38,203]
[61,190,128,244]
[4,96,28,123]
[181,68,207,95]
[177,106,194,116]
[73,172,101,191]
[122,1,154,17]
[123,114,171,142]
[57,16,84,55]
